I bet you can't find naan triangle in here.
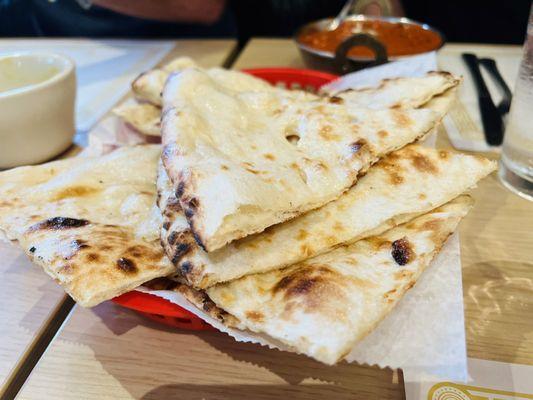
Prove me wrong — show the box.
[0,145,175,306]
[204,195,473,364]
[159,144,495,288]
[161,67,444,251]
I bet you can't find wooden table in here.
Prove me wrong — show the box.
[0,39,236,400]
[8,39,533,400]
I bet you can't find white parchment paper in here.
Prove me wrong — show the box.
[86,55,467,381]
[136,233,466,382]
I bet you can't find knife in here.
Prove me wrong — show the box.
[462,53,504,146]
[479,57,513,115]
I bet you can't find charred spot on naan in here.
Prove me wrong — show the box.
[318,125,341,141]
[0,199,13,207]
[117,257,138,273]
[270,265,352,323]
[391,237,415,266]
[163,227,198,265]
[165,243,203,284]
[28,217,90,232]
[272,265,347,312]
[174,283,238,326]
[144,277,178,290]
[85,253,101,262]
[366,236,392,250]
[438,150,450,159]
[328,96,344,104]
[398,146,439,174]
[245,310,265,322]
[273,266,325,295]
[49,185,101,202]
[391,109,413,127]
[348,139,366,155]
[394,269,415,281]
[296,229,308,241]
[410,153,438,174]
[168,171,210,252]
[333,221,345,232]
[376,154,406,185]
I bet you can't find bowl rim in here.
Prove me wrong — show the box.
[294,15,446,61]
[0,52,75,99]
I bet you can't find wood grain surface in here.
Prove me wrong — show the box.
[18,303,403,400]
[0,242,68,394]
[16,40,533,400]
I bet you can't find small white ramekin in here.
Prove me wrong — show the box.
[0,52,76,169]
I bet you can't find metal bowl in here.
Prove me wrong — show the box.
[294,15,445,74]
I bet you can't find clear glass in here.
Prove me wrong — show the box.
[499,5,533,201]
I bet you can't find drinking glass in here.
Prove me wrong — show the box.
[499,5,533,200]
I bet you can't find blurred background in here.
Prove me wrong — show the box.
[0,0,530,45]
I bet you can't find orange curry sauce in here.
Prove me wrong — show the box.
[299,20,442,58]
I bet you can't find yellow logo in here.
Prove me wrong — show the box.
[428,382,533,400]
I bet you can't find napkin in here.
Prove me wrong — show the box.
[140,233,467,381]
[0,39,173,131]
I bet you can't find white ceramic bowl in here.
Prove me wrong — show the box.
[0,52,76,169]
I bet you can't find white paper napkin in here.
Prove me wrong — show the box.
[139,233,467,381]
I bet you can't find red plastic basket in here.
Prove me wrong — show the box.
[112,67,339,330]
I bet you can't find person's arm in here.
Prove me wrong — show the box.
[91,0,226,24]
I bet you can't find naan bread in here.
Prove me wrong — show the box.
[160,145,496,288]
[132,57,273,106]
[132,57,198,105]
[116,71,458,145]
[161,68,442,251]
[336,71,461,109]
[0,145,175,306]
[113,102,161,136]
[205,195,473,365]
[119,62,287,135]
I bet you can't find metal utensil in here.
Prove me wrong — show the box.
[462,53,504,146]
[328,0,358,31]
[479,57,513,115]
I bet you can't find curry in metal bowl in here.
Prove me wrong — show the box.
[295,16,444,73]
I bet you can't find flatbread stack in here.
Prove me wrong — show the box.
[0,58,497,365]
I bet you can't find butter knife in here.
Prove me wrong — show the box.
[462,53,504,146]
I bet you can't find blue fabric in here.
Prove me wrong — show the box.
[2,0,237,38]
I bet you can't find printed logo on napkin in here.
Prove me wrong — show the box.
[405,358,533,400]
